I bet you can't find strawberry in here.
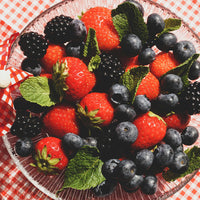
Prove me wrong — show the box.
[41,44,66,73]
[31,137,68,173]
[149,52,179,79]
[54,57,96,101]
[131,111,167,150]
[43,104,79,138]
[77,92,114,128]
[163,112,191,131]
[81,7,120,51]
[125,65,160,100]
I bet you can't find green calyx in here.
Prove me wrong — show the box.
[30,145,60,174]
[76,104,104,133]
[52,60,69,102]
[148,111,167,125]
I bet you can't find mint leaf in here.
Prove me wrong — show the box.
[19,76,59,107]
[112,2,149,44]
[112,13,130,41]
[162,146,200,182]
[161,54,200,88]
[83,28,100,58]
[119,66,149,104]
[58,146,105,192]
[88,55,101,72]
[163,18,181,33]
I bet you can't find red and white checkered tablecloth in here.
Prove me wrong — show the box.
[0,0,200,199]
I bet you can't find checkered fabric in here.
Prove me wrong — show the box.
[0,0,200,199]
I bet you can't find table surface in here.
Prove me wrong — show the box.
[0,0,200,199]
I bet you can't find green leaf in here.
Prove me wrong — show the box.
[111,2,149,44]
[112,13,130,41]
[83,28,100,58]
[163,146,200,182]
[160,18,182,36]
[58,146,105,192]
[119,66,149,104]
[88,55,101,72]
[160,54,200,88]
[19,76,59,107]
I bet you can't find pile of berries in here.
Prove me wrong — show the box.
[11,0,200,198]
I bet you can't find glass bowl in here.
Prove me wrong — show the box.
[3,0,200,199]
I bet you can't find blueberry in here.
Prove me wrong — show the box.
[157,93,179,113]
[115,121,138,144]
[83,137,97,147]
[154,144,174,168]
[141,175,157,195]
[15,137,34,157]
[161,74,183,94]
[70,19,87,42]
[92,179,117,197]
[164,128,182,149]
[156,33,177,52]
[121,174,144,193]
[181,126,199,145]
[173,40,196,63]
[114,104,136,122]
[135,149,154,172]
[115,159,137,183]
[102,159,120,180]
[62,133,84,152]
[138,47,156,65]
[120,34,142,57]
[170,152,189,174]
[188,60,200,80]
[125,0,144,16]
[147,13,165,36]
[174,144,184,153]
[133,95,151,114]
[108,84,130,106]
[21,58,42,76]
[65,41,84,58]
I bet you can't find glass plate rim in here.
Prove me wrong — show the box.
[3,0,200,199]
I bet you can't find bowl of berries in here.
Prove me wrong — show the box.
[3,0,200,199]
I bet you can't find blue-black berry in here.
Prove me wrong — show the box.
[15,137,34,157]
[161,74,183,94]
[65,41,84,58]
[181,126,199,145]
[188,60,200,80]
[133,95,151,114]
[115,121,138,145]
[141,175,157,195]
[108,84,130,106]
[138,47,156,65]
[173,40,196,63]
[120,34,142,57]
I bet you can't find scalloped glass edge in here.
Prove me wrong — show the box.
[3,0,200,199]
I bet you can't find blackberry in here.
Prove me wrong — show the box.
[179,81,200,115]
[19,32,48,59]
[95,53,124,89]
[10,112,42,138]
[44,15,73,44]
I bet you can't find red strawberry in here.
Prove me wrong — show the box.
[78,92,114,127]
[43,104,79,138]
[31,137,68,173]
[81,7,120,51]
[149,52,179,79]
[55,57,96,101]
[163,113,191,131]
[131,111,167,150]
[41,44,66,73]
[125,65,160,100]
